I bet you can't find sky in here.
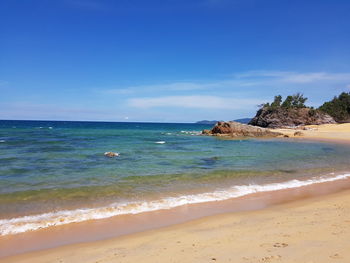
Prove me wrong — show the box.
[1,0,350,122]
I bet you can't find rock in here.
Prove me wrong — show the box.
[249,107,336,128]
[283,135,289,138]
[202,129,212,135]
[203,121,282,138]
[104,152,119,158]
[294,131,304,136]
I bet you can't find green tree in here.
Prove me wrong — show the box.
[271,95,282,108]
[281,93,307,108]
[258,102,270,109]
[292,93,307,108]
[281,95,293,108]
[319,92,350,122]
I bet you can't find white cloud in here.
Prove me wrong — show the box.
[104,81,217,95]
[102,69,350,115]
[233,70,350,84]
[128,95,263,110]
[8,70,348,122]
[103,70,350,96]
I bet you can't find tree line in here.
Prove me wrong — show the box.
[260,93,308,109]
[260,92,350,122]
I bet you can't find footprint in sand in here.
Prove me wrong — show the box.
[329,253,341,259]
[273,242,288,248]
[260,242,288,248]
[260,255,282,262]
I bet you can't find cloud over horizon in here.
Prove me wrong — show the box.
[128,95,264,110]
[106,70,350,96]
[2,70,350,122]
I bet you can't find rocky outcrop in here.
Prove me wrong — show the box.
[249,107,336,128]
[202,121,283,137]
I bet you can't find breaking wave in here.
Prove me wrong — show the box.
[1,172,349,236]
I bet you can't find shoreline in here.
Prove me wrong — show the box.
[2,181,350,262]
[2,170,349,236]
[2,123,350,261]
[2,174,350,260]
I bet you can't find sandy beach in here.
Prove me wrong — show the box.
[2,123,350,263]
[276,123,350,143]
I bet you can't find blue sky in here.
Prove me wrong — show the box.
[1,0,350,122]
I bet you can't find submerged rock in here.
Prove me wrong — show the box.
[202,121,282,138]
[104,152,120,158]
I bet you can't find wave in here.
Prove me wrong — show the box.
[1,173,349,236]
[180,130,201,136]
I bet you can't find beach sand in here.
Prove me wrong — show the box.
[2,123,350,263]
[276,123,350,142]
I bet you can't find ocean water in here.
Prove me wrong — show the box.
[1,120,350,235]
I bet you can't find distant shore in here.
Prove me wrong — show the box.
[275,123,350,143]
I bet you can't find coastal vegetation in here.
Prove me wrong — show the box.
[249,93,335,128]
[254,92,350,126]
[202,92,350,132]
[318,92,350,123]
[259,93,308,110]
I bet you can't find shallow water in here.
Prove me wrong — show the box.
[1,120,350,235]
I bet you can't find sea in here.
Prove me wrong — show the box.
[1,120,350,236]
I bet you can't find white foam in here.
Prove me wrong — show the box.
[0,140,5,143]
[1,173,350,236]
[180,130,201,136]
[155,141,166,144]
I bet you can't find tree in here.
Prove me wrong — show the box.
[258,102,270,109]
[281,93,307,108]
[271,95,282,108]
[319,92,350,122]
[281,95,293,108]
[291,93,307,108]
[260,93,308,110]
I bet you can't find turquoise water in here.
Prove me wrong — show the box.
[1,120,350,234]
